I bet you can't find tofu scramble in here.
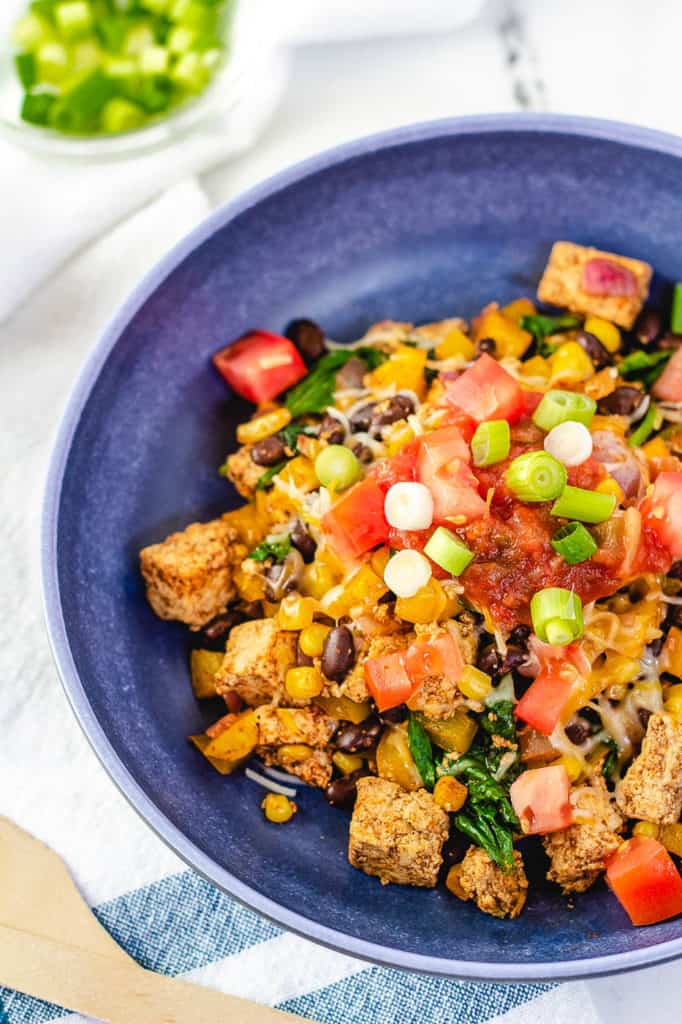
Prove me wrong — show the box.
[140,242,682,926]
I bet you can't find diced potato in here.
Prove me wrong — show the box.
[190,649,224,699]
[189,733,238,775]
[376,724,422,791]
[201,709,259,769]
[420,709,477,754]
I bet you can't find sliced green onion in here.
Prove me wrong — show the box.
[424,526,474,576]
[471,420,511,467]
[618,349,670,379]
[55,1,94,42]
[551,485,616,523]
[551,522,597,564]
[629,401,662,448]
[531,587,584,645]
[20,89,56,125]
[532,389,597,431]
[15,52,36,89]
[672,283,682,335]
[314,445,361,491]
[100,96,145,133]
[505,451,567,502]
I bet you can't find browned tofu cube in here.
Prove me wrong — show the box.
[537,241,652,329]
[407,623,471,720]
[225,445,264,499]
[348,776,448,887]
[261,747,333,789]
[215,619,297,706]
[617,713,682,824]
[140,518,243,630]
[255,705,338,747]
[544,777,623,894]
[455,846,528,919]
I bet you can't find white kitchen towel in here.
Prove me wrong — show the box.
[0,47,288,325]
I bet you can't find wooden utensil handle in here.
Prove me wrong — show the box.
[0,924,313,1024]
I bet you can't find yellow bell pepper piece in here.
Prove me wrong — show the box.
[641,436,669,461]
[201,709,259,765]
[278,455,318,494]
[278,594,317,631]
[473,308,532,359]
[233,565,266,602]
[315,695,372,723]
[190,649,223,699]
[370,546,391,576]
[458,665,493,702]
[222,503,268,548]
[324,564,388,618]
[435,327,475,361]
[552,754,583,783]
[501,297,536,323]
[584,316,621,353]
[236,407,291,446]
[549,341,595,384]
[395,577,447,623]
[519,355,551,381]
[595,477,625,504]
[367,344,427,399]
[332,751,364,775]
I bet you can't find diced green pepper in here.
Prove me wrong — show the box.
[55,1,94,41]
[15,52,37,88]
[100,96,145,133]
[21,89,57,125]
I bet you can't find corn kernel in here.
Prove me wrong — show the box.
[445,864,468,901]
[278,594,317,631]
[435,327,475,361]
[665,682,682,718]
[332,751,364,775]
[584,316,621,353]
[300,561,340,600]
[261,793,297,823]
[395,577,447,623]
[299,623,330,657]
[433,775,468,812]
[236,407,291,445]
[458,665,493,702]
[549,341,595,384]
[633,821,659,839]
[285,666,324,701]
[278,744,313,761]
[595,476,624,503]
[558,755,583,783]
[370,546,392,577]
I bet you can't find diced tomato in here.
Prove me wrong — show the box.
[606,837,682,926]
[521,390,543,416]
[321,476,389,559]
[515,662,579,736]
[653,348,682,402]
[443,353,525,424]
[370,440,420,492]
[640,471,682,559]
[415,425,488,522]
[509,764,574,835]
[404,630,464,689]
[437,406,477,442]
[364,651,418,712]
[213,331,306,404]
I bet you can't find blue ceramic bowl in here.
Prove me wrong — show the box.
[43,114,682,981]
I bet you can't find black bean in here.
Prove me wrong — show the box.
[237,600,262,620]
[290,519,317,563]
[321,625,356,681]
[370,394,415,431]
[325,768,369,810]
[576,330,611,369]
[333,715,382,753]
[657,332,682,351]
[199,610,243,646]
[251,435,286,466]
[638,708,652,731]
[476,337,496,356]
[668,561,682,580]
[336,356,368,391]
[649,635,666,657]
[349,403,375,432]
[502,645,527,673]
[565,718,591,745]
[441,832,471,870]
[507,624,531,648]
[665,603,682,631]
[319,414,345,445]
[477,643,502,676]
[379,704,408,725]
[285,318,325,362]
[351,441,374,464]
[634,308,662,346]
[597,387,645,416]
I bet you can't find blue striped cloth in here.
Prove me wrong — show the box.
[1,868,600,1024]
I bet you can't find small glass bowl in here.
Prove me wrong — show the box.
[0,0,272,161]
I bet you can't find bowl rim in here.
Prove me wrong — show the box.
[42,112,682,982]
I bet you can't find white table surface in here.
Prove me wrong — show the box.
[2,1,682,1022]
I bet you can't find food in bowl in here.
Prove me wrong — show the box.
[11,0,232,134]
[139,241,682,927]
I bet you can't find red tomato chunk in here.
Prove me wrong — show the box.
[364,651,417,712]
[321,476,389,560]
[213,331,306,404]
[640,471,682,559]
[443,353,525,424]
[510,765,574,835]
[606,837,682,926]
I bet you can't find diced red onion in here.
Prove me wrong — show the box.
[582,258,637,297]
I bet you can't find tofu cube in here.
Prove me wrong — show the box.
[537,241,652,329]
[456,846,528,919]
[216,618,297,706]
[544,777,623,893]
[348,776,448,887]
[617,713,682,824]
[140,517,243,630]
